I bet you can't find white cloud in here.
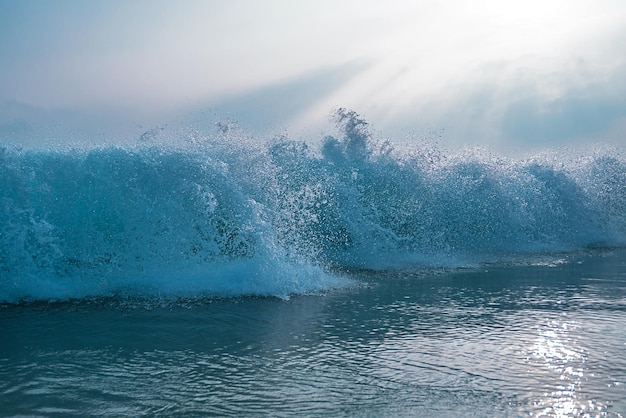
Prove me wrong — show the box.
[1,0,625,149]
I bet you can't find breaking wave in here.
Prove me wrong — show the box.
[2,109,625,302]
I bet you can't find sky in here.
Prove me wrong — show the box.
[1,0,626,152]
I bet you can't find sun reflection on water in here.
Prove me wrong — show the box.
[529,315,592,417]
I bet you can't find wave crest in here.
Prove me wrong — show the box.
[1,111,625,301]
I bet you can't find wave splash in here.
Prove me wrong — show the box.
[2,109,625,302]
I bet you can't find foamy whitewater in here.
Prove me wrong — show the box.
[2,110,625,303]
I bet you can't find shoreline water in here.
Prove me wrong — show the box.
[2,247,625,416]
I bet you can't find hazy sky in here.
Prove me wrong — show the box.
[1,0,625,150]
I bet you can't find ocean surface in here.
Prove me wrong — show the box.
[2,111,626,416]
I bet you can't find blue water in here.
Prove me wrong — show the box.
[2,110,626,415]
[1,249,626,416]
[2,110,625,302]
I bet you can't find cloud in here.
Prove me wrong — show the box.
[2,1,626,151]
[182,61,370,134]
[502,93,626,146]
[0,0,375,110]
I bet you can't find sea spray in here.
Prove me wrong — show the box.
[1,110,625,302]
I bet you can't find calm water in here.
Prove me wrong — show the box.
[1,248,626,417]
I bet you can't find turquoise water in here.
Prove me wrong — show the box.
[2,248,626,417]
[2,122,625,302]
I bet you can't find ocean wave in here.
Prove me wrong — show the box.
[1,110,625,302]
